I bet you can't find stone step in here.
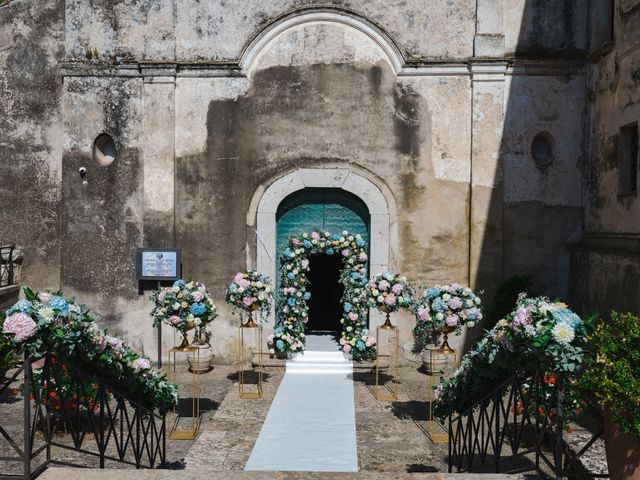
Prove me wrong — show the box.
[40,467,523,480]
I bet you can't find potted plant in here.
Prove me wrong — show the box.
[578,312,640,480]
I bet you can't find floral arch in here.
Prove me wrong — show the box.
[270,229,377,361]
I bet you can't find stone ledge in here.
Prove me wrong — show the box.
[569,232,640,255]
[0,284,19,311]
[40,467,523,480]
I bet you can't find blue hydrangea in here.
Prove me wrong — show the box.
[356,238,365,247]
[343,302,352,313]
[303,240,312,249]
[426,287,440,300]
[190,302,206,316]
[326,248,335,256]
[173,279,185,288]
[49,296,69,313]
[356,340,365,351]
[465,307,480,321]
[274,327,283,334]
[7,299,33,315]
[303,292,311,300]
[229,283,238,293]
[287,298,296,307]
[331,234,340,241]
[276,339,284,351]
[552,309,581,328]
[350,272,361,279]
[287,272,295,280]
[431,297,448,312]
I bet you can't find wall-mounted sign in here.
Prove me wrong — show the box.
[136,248,181,281]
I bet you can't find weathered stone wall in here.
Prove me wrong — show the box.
[570,1,640,316]
[1,0,594,361]
[0,0,64,289]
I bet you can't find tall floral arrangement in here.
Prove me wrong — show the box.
[270,230,375,361]
[151,279,217,343]
[225,270,274,322]
[1,288,178,412]
[433,294,592,422]
[365,272,415,314]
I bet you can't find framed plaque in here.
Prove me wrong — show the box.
[136,248,181,281]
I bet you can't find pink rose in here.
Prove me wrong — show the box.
[311,231,320,240]
[342,249,350,257]
[391,283,404,295]
[379,280,390,291]
[242,297,255,306]
[348,312,359,321]
[343,344,351,353]
[234,272,244,283]
[339,337,346,345]
[417,306,429,321]
[3,313,38,342]
[365,336,376,347]
[238,278,251,288]
[358,253,368,262]
[291,238,300,245]
[168,315,181,326]
[384,295,396,306]
[132,357,151,371]
[157,290,167,303]
[301,259,309,269]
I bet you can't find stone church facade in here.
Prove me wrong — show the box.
[0,0,637,361]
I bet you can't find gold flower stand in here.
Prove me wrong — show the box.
[238,310,263,399]
[167,345,200,440]
[426,347,459,443]
[375,311,400,401]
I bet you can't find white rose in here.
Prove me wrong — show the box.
[172,302,180,310]
[377,295,384,303]
[372,289,379,296]
[346,326,353,332]
[474,297,481,305]
[186,282,194,289]
[312,239,318,244]
[319,242,325,248]
[238,287,245,293]
[287,264,292,270]
[442,293,451,301]
[258,293,266,300]
[172,286,180,293]
[302,233,308,238]
[296,292,302,298]
[436,312,444,320]
[194,318,202,326]
[348,235,354,241]
[256,281,263,288]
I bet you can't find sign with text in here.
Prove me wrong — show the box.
[136,248,181,281]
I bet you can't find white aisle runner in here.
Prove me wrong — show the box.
[244,334,358,472]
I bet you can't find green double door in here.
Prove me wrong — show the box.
[276,188,370,331]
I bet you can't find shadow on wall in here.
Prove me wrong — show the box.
[470,0,586,347]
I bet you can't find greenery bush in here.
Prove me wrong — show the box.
[483,274,535,331]
[578,311,640,437]
[0,333,15,378]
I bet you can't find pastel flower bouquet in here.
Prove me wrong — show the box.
[414,284,482,351]
[151,279,218,347]
[365,272,415,325]
[1,288,178,412]
[225,270,274,325]
[433,294,593,423]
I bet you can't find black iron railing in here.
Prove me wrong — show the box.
[448,371,606,479]
[0,245,15,287]
[0,352,166,479]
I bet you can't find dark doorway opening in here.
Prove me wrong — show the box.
[306,253,344,332]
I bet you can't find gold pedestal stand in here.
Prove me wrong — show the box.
[427,347,459,443]
[375,310,400,401]
[238,309,263,399]
[167,345,200,440]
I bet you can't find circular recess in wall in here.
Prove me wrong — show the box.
[93,133,117,167]
[531,132,554,169]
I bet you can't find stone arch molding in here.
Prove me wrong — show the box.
[239,8,406,75]
[249,168,396,323]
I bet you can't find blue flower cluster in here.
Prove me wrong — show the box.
[552,309,582,328]
[431,297,448,312]
[49,296,69,314]
[190,302,206,316]
[6,299,33,315]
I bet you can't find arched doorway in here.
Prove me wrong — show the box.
[276,189,370,332]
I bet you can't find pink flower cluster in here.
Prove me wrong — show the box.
[511,307,533,329]
[417,305,430,321]
[234,273,251,288]
[3,313,38,342]
[131,357,151,371]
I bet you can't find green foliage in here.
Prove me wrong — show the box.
[578,311,640,437]
[0,333,15,378]
[412,319,434,354]
[483,274,535,330]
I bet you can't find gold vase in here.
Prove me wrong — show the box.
[243,303,259,328]
[379,306,394,329]
[437,325,456,352]
[177,321,196,350]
